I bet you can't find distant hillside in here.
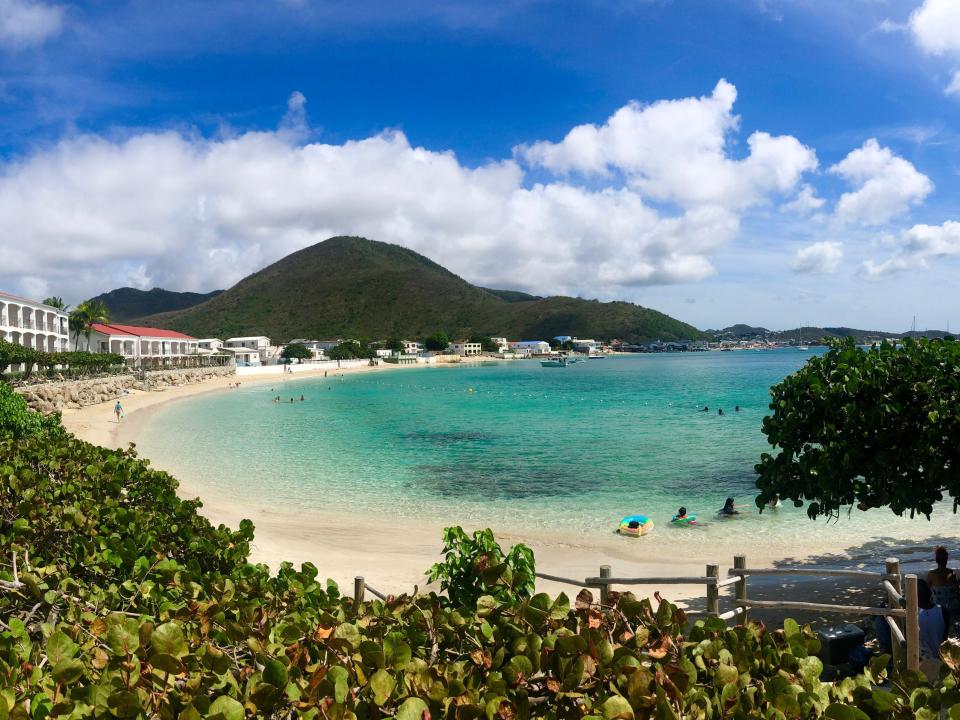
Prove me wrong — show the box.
[481,288,543,303]
[90,287,223,322]
[135,236,704,343]
[713,324,939,342]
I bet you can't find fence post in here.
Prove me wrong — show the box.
[706,563,719,617]
[734,555,747,622]
[599,565,611,605]
[905,574,920,673]
[885,558,903,668]
[354,576,365,611]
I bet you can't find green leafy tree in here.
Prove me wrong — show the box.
[468,335,499,353]
[42,296,69,311]
[426,526,535,609]
[328,340,367,360]
[423,332,450,352]
[756,337,960,520]
[281,342,312,363]
[386,338,404,353]
[69,299,111,350]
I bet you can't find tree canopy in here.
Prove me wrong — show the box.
[423,332,450,352]
[468,335,500,353]
[755,337,960,520]
[281,342,312,363]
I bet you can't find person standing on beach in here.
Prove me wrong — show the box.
[928,546,960,628]
[114,400,124,423]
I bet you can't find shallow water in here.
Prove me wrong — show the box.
[139,351,959,564]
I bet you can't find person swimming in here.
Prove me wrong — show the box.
[702,405,709,412]
[671,506,697,525]
[719,497,739,516]
[735,405,740,412]
[300,394,305,401]
[718,408,724,416]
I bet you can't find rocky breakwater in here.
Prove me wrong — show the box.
[16,366,235,414]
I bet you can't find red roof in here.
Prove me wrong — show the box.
[90,323,196,340]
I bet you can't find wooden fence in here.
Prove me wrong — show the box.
[355,554,920,673]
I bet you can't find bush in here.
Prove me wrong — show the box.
[427,526,535,609]
[3,403,960,718]
[0,340,125,379]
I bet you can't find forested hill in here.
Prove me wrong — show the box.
[89,287,223,322]
[134,236,705,343]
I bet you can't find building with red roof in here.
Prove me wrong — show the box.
[82,322,202,367]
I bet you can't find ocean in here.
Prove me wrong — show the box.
[138,351,958,566]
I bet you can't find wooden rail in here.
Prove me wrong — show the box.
[533,553,922,673]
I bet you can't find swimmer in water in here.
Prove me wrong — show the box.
[719,497,739,516]
[718,408,724,416]
[735,405,740,412]
[703,405,709,412]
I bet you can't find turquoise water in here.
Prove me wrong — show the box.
[139,351,958,559]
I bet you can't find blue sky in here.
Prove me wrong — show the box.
[2,0,960,331]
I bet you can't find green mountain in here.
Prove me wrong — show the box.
[134,236,704,343]
[89,287,223,322]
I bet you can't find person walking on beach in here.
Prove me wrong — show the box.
[114,400,124,423]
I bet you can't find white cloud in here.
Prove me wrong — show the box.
[947,70,960,95]
[0,0,63,49]
[862,220,960,276]
[791,241,843,274]
[0,83,818,302]
[909,0,960,55]
[781,183,825,214]
[517,79,817,210]
[830,138,933,226]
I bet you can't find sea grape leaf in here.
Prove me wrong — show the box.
[370,669,395,705]
[208,695,244,720]
[151,622,187,657]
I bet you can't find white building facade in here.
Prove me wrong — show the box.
[225,336,271,363]
[85,323,201,366]
[509,340,551,355]
[0,291,69,352]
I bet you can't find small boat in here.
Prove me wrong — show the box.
[540,358,568,367]
[588,351,605,359]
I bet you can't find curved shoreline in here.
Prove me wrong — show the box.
[59,361,952,608]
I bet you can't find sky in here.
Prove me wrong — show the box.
[2,0,960,331]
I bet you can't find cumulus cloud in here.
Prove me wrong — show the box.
[781,183,825,214]
[791,241,843,274]
[517,79,818,210]
[0,83,818,302]
[0,0,63,48]
[862,220,960,276]
[909,0,960,55]
[830,139,933,226]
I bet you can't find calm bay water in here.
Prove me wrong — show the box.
[139,351,957,559]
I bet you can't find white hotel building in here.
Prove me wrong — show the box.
[0,291,70,352]
[85,322,201,367]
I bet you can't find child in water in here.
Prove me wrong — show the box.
[671,506,697,525]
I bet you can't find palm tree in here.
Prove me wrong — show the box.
[69,300,111,350]
[43,296,70,312]
[81,299,110,351]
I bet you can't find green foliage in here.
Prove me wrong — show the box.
[756,337,960,519]
[0,339,125,378]
[4,398,960,718]
[281,342,313,363]
[42,297,69,311]
[68,298,110,351]
[386,338,405,353]
[424,332,450,352]
[328,341,369,360]
[129,236,704,343]
[427,526,536,609]
[0,382,59,439]
[468,335,500,353]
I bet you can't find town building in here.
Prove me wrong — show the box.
[448,341,483,356]
[403,340,423,355]
[84,323,201,367]
[0,291,70,353]
[197,338,225,354]
[225,336,271,363]
[509,340,551,355]
[490,337,509,353]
